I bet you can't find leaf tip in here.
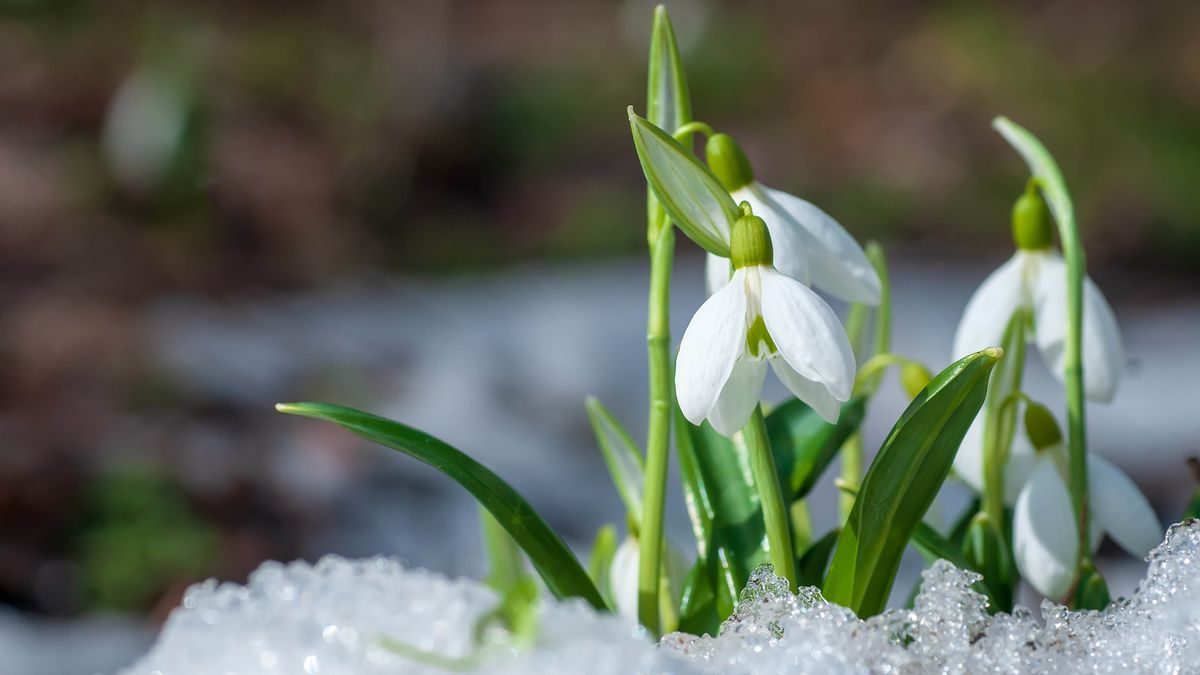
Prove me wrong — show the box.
[981,346,1004,361]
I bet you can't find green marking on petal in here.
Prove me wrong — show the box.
[746,315,777,357]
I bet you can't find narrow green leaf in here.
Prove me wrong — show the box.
[822,348,1001,617]
[629,109,737,256]
[1073,564,1111,611]
[675,404,764,619]
[961,513,1013,612]
[587,524,619,607]
[585,396,645,526]
[766,397,866,501]
[677,560,721,636]
[796,528,840,587]
[276,402,607,610]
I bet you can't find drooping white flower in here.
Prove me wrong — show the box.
[1013,447,1161,598]
[608,536,688,624]
[704,133,881,304]
[953,190,1124,401]
[956,405,1161,598]
[676,210,855,435]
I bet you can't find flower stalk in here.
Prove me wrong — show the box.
[638,223,674,634]
[737,406,797,589]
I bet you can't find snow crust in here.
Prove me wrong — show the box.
[121,520,1200,674]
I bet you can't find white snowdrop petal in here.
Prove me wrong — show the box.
[752,184,880,304]
[1088,454,1162,558]
[1013,457,1078,598]
[770,358,842,423]
[608,537,640,622]
[953,253,1027,359]
[676,274,748,426]
[704,252,733,296]
[758,268,855,401]
[708,356,768,437]
[734,184,812,288]
[1031,253,1124,402]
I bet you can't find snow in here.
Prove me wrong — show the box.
[121,520,1200,674]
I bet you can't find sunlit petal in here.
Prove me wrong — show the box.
[952,413,1038,505]
[709,355,768,436]
[749,184,880,304]
[1088,454,1162,558]
[953,253,1027,359]
[1031,253,1124,402]
[758,268,855,402]
[1013,456,1078,598]
[676,273,748,426]
[770,358,842,423]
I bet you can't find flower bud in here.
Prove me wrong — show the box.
[730,206,774,269]
[706,132,755,192]
[1011,184,1054,251]
[1024,401,1063,451]
[899,362,932,400]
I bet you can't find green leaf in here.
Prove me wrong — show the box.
[629,109,737,256]
[677,559,721,636]
[585,396,645,526]
[822,348,1001,617]
[675,404,765,619]
[276,402,607,610]
[766,397,866,501]
[1072,564,1111,611]
[961,513,1014,612]
[796,528,840,587]
[587,524,619,607]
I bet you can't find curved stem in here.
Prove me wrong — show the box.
[738,405,797,590]
[638,224,674,634]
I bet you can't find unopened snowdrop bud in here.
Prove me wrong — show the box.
[1012,182,1054,251]
[608,536,687,624]
[730,207,773,269]
[706,132,755,192]
[899,362,932,400]
[1023,402,1063,451]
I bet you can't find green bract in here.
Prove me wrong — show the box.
[823,348,1001,617]
[628,109,738,256]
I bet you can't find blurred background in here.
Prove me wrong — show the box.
[1,0,1198,671]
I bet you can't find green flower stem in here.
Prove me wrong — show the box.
[1052,190,1091,573]
[480,506,525,593]
[738,405,797,590]
[638,224,674,635]
[981,311,1027,534]
[992,118,1092,584]
[839,433,863,524]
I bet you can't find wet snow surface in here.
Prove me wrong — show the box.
[123,520,1200,674]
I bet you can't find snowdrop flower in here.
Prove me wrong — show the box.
[975,405,1162,598]
[609,536,687,624]
[703,132,881,304]
[677,207,855,434]
[953,186,1124,401]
